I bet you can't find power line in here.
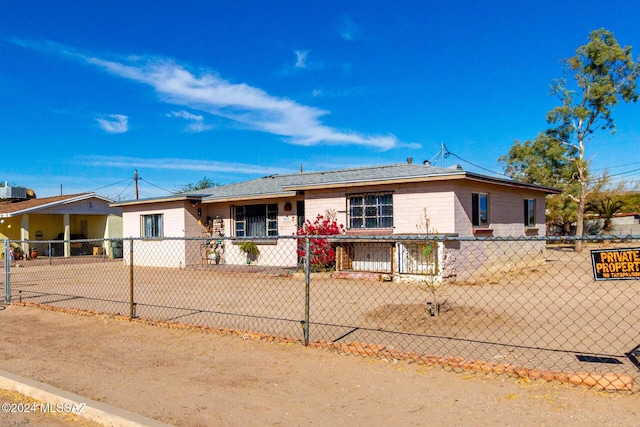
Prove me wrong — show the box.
[592,161,640,172]
[88,173,174,200]
[89,178,132,193]
[444,150,510,178]
[444,147,640,181]
[139,178,174,194]
[603,167,640,179]
[115,180,134,200]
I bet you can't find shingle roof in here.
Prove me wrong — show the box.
[0,193,103,216]
[113,162,559,207]
[191,163,464,201]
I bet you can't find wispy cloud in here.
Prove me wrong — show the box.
[166,110,214,133]
[339,16,362,41]
[294,50,308,69]
[14,39,413,150]
[292,49,324,72]
[96,114,128,133]
[75,155,294,175]
[87,55,404,149]
[168,110,203,121]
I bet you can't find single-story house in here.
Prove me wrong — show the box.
[111,160,559,281]
[611,213,640,235]
[0,188,122,258]
[584,212,640,236]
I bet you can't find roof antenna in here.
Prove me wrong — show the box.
[300,164,303,173]
[427,142,449,167]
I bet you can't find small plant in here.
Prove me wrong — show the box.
[239,241,259,264]
[239,241,260,255]
[418,275,441,316]
[415,207,443,315]
[416,207,438,234]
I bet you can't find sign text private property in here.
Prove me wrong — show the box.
[591,248,640,281]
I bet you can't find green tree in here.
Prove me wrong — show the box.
[499,133,574,188]
[174,176,218,193]
[547,28,639,251]
[501,28,639,250]
[499,133,578,234]
[619,191,640,213]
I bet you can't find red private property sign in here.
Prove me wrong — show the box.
[591,248,640,281]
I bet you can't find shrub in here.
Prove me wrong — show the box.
[296,213,345,271]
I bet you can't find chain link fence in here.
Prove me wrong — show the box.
[2,235,639,391]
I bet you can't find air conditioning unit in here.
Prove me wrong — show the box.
[0,186,28,200]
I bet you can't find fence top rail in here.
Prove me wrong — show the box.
[8,234,640,245]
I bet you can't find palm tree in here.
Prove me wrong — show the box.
[585,197,626,234]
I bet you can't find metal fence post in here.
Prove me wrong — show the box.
[303,237,310,346]
[129,238,135,319]
[3,239,10,304]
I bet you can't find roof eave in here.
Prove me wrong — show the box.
[283,173,468,191]
[110,195,203,208]
[201,191,298,204]
[1,193,112,217]
[283,171,560,194]
[464,172,561,194]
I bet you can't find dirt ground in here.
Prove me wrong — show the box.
[0,305,638,426]
[8,247,640,381]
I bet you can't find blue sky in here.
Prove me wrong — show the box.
[2,1,640,200]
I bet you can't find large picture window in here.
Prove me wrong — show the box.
[472,193,489,227]
[348,193,393,229]
[141,214,163,238]
[524,199,535,227]
[234,204,278,237]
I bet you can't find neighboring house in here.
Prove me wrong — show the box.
[611,213,640,235]
[586,212,640,236]
[112,161,559,281]
[0,188,123,258]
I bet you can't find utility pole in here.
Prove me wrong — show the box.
[134,169,139,200]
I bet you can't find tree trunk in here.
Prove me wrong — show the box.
[574,181,587,253]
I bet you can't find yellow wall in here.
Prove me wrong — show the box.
[1,214,119,242]
[27,214,65,240]
[0,217,22,240]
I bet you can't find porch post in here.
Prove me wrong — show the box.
[20,214,29,256]
[63,214,70,257]
[4,239,10,304]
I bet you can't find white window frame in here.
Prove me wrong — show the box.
[234,204,278,237]
[141,214,163,239]
[348,192,393,229]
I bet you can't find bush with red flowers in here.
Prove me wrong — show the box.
[296,213,345,271]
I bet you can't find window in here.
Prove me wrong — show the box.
[348,193,393,229]
[234,204,278,237]
[141,214,163,238]
[524,199,535,227]
[472,193,489,227]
